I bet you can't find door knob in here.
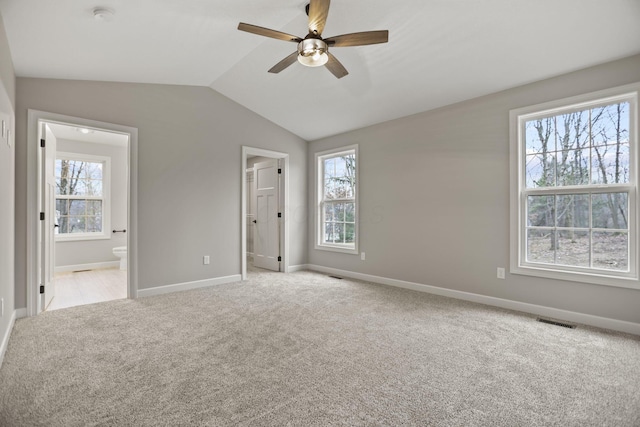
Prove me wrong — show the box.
[253,220,257,223]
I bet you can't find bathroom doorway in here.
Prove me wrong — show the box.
[28,110,138,315]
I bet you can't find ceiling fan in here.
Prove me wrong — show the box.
[237,0,389,79]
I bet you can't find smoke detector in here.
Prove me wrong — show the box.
[93,8,114,21]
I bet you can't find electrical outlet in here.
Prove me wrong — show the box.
[361,252,365,261]
[497,267,505,279]
[203,256,210,265]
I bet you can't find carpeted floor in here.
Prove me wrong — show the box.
[1,269,639,426]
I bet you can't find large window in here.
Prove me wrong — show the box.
[316,145,358,254]
[511,86,638,288]
[55,153,110,240]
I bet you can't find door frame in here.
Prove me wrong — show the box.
[26,110,139,316]
[241,147,289,280]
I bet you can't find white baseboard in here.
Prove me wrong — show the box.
[287,264,308,273]
[15,308,27,319]
[55,261,120,273]
[137,274,242,298]
[0,309,18,368]
[306,264,640,336]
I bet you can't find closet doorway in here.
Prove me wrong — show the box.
[241,147,289,279]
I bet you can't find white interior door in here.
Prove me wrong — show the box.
[246,169,255,257]
[40,123,57,311]
[253,159,280,271]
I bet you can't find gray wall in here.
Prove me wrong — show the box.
[308,54,640,324]
[15,79,308,308]
[0,13,15,351]
[55,138,127,268]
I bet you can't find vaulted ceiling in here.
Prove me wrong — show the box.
[1,0,639,140]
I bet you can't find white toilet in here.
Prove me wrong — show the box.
[113,246,127,271]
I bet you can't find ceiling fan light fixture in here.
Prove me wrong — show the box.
[297,38,328,67]
[238,0,388,78]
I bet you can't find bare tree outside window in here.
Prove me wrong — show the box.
[524,101,630,271]
[318,150,357,249]
[55,158,104,235]
[323,154,356,245]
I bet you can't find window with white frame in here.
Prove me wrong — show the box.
[316,145,358,254]
[55,153,110,240]
[511,86,638,287]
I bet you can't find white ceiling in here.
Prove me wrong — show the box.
[1,0,639,141]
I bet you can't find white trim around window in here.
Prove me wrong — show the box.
[510,83,639,289]
[55,151,111,242]
[315,145,359,254]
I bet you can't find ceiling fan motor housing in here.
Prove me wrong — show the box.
[297,38,328,67]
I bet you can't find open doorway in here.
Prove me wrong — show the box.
[45,123,128,311]
[241,147,289,280]
[27,110,138,316]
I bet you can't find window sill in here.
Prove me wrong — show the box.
[511,263,639,290]
[315,244,358,255]
[55,233,111,243]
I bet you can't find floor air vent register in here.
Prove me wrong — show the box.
[536,318,576,329]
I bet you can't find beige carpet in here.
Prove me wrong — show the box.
[1,269,639,426]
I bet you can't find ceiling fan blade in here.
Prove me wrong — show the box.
[238,23,302,43]
[308,0,331,36]
[268,52,299,74]
[325,30,389,47]
[325,52,348,79]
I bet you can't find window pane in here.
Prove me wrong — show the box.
[334,223,344,243]
[324,203,334,222]
[527,196,554,227]
[86,216,102,233]
[68,199,86,216]
[334,203,345,222]
[324,222,334,244]
[86,200,102,216]
[591,143,629,185]
[527,229,555,264]
[323,154,355,199]
[591,103,630,145]
[56,177,69,195]
[86,162,103,180]
[325,177,353,199]
[345,203,355,223]
[556,150,589,186]
[56,160,104,196]
[592,231,628,271]
[525,153,556,188]
[555,110,589,152]
[592,193,628,229]
[525,118,556,154]
[55,199,68,216]
[324,158,335,178]
[72,179,87,196]
[345,224,355,243]
[556,194,589,228]
[556,230,589,267]
[66,160,84,177]
[58,218,69,234]
[334,156,347,177]
[86,179,103,196]
[67,216,86,233]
